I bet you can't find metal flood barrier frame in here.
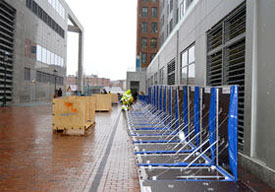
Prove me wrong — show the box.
[128,84,238,183]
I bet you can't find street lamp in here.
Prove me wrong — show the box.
[1,51,9,107]
[53,69,58,91]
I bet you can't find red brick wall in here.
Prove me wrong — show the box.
[136,0,160,68]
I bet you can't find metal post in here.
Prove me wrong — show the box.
[216,88,219,165]
[54,76,57,91]
[53,69,57,95]
[200,88,203,152]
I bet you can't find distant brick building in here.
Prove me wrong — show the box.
[136,0,160,70]
[66,75,110,88]
[110,80,126,91]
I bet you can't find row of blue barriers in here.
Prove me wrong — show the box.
[126,85,239,191]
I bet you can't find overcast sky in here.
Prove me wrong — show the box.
[66,0,137,81]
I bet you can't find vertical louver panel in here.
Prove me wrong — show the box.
[207,51,223,86]
[207,2,246,151]
[224,5,246,42]
[224,39,245,147]
[207,23,223,51]
[167,59,175,85]
[0,1,16,103]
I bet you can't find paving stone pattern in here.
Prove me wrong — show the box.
[0,105,140,192]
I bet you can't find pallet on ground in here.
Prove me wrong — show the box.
[52,96,96,136]
[93,94,112,112]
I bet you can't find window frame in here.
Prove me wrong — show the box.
[141,7,148,17]
[141,22,148,33]
[151,7,158,18]
[151,22,157,33]
[180,43,195,85]
[141,37,148,48]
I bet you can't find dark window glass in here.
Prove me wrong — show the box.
[141,38,147,48]
[141,7,148,17]
[150,53,156,61]
[141,53,147,64]
[151,7,157,18]
[151,38,157,48]
[141,22,148,33]
[151,22,157,33]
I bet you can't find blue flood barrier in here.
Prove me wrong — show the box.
[194,86,200,147]
[228,85,238,180]
[183,86,188,140]
[209,87,216,164]
[175,88,179,129]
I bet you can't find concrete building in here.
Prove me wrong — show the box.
[0,0,83,104]
[145,0,275,188]
[126,71,146,95]
[136,0,160,71]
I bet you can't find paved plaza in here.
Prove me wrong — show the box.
[0,104,274,192]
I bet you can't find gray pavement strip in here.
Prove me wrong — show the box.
[89,110,122,192]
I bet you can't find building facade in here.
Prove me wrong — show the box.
[146,0,275,188]
[0,0,83,104]
[136,0,160,71]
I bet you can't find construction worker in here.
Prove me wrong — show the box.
[121,89,133,111]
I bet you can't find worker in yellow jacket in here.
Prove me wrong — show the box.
[121,89,133,111]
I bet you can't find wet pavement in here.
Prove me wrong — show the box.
[0,105,140,192]
[0,104,274,192]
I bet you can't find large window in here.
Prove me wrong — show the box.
[48,0,65,19]
[141,22,148,33]
[180,44,195,85]
[151,38,157,48]
[141,53,147,64]
[36,71,63,85]
[141,7,148,17]
[35,44,64,67]
[151,7,157,18]
[141,38,147,48]
[36,45,42,62]
[42,47,47,64]
[151,22,157,33]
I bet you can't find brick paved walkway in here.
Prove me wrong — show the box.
[0,104,274,192]
[0,105,140,192]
